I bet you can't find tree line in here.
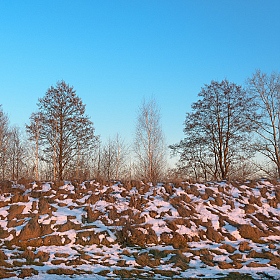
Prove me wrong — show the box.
[0,69,279,183]
[170,69,280,181]
[0,81,165,182]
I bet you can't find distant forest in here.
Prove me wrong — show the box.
[0,69,280,182]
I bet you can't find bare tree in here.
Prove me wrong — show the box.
[246,70,280,178]
[115,134,127,180]
[134,98,166,182]
[9,127,26,181]
[52,118,58,181]
[0,105,11,180]
[26,112,43,181]
[170,80,257,181]
[26,80,99,181]
[100,134,128,181]
[91,140,102,179]
[171,138,213,181]
[101,137,115,181]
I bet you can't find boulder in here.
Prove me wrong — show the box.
[244,204,256,214]
[205,226,224,243]
[219,243,236,253]
[38,197,51,215]
[17,217,42,241]
[7,205,26,220]
[43,235,63,246]
[238,224,266,241]
[18,268,38,279]
[56,220,81,232]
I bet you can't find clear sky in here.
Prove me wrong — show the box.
[0,0,280,155]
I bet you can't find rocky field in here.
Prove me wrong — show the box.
[0,179,280,279]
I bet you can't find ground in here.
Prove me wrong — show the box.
[0,179,280,279]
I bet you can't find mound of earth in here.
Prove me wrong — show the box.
[0,179,279,279]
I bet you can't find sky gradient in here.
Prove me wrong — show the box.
[1,0,280,159]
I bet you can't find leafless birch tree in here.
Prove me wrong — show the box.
[10,127,26,181]
[0,105,11,180]
[246,70,280,178]
[134,98,166,182]
[100,134,128,181]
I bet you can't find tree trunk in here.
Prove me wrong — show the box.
[53,119,57,181]
[76,137,80,180]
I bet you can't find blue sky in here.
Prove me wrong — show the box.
[0,0,280,155]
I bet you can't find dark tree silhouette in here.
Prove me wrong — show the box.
[26,80,98,180]
[170,80,257,180]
